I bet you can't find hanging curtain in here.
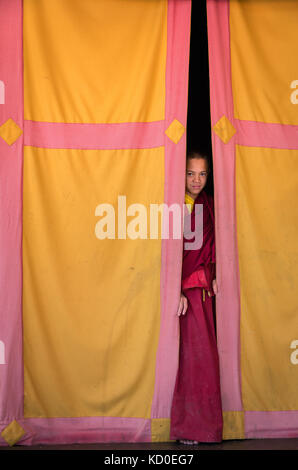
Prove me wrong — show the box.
[207,0,298,439]
[0,0,191,445]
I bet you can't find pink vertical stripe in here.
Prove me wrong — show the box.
[0,0,23,423]
[150,0,191,419]
[207,0,243,412]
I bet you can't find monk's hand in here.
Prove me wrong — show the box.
[212,279,218,295]
[177,293,188,316]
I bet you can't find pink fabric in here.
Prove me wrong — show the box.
[235,119,298,149]
[245,411,298,439]
[206,0,243,412]
[0,417,151,446]
[150,0,192,420]
[0,0,23,424]
[24,120,164,150]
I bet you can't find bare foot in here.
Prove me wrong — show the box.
[179,439,198,445]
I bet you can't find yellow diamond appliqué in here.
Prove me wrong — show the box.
[0,118,23,145]
[1,420,26,446]
[165,119,185,144]
[212,115,236,144]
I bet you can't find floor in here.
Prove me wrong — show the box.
[1,438,298,451]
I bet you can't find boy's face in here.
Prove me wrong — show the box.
[185,158,208,199]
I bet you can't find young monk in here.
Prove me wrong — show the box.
[170,151,223,445]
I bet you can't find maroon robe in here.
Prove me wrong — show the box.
[170,190,223,443]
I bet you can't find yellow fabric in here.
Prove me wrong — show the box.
[23,146,164,418]
[212,115,236,144]
[0,118,22,145]
[223,411,245,440]
[165,119,185,144]
[151,419,172,442]
[23,0,167,123]
[1,420,26,446]
[230,1,298,125]
[236,145,298,411]
[185,193,194,213]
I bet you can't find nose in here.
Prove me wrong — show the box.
[194,173,201,182]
